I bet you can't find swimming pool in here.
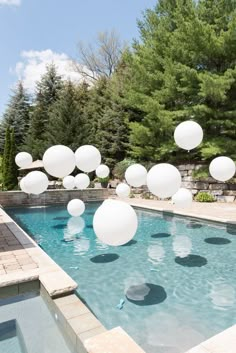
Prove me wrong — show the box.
[0,291,72,353]
[7,203,236,353]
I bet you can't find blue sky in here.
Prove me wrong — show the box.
[0,0,156,117]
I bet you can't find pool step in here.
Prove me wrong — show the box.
[186,324,236,353]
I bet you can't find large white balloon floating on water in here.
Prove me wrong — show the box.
[63,176,75,190]
[93,199,138,246]
[174,121,203,151]
[147,163,181,199]
[172,188,192,209]
[24,171,49,195]
[75,173,90,190]
[125,164,147,187]
[116,183,130,198]
[19,177,29,193]
[43,145,75,178]
[15,152,32,168]
[96,164,110,178]
[209,156,236,182]
[67,199,85,217]
[75,145,101,173]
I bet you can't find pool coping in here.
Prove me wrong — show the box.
[0,206,146,353]
[127,200,236,226]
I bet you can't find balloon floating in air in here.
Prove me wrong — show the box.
[43,145,75,178]
[174,121,203,151]
[15,152,32,168]
[93,199,138,246]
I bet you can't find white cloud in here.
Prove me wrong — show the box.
[12,49,85,93]
[0,0,21,6]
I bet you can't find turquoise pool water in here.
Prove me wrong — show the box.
[7,203,236,353]
[0,292,72,353]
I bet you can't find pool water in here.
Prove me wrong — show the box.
[7,204,236,353]
[0,293,72,353]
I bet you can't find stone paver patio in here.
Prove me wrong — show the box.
[126,198,236,224]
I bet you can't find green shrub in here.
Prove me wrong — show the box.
[192,166,209,180]
[113,158,136,180]
[195,192,215,202]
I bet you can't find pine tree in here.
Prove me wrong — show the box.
[83,78,110,147]
[46,81,88,151]
[0,82,30,153]
[3,127,11,189]
[24,64,63,158]
[96,99,129,169]
[2,127,18,190]
[125,0,236,162]
[8,129,18,190]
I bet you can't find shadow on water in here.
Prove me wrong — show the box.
[205,237,231,245]
[162,211,174,222]
[53,216,69,221]
[226,222,236,235]
[52,224,67,230]
[121,240,137,246]
[126,283,167,306]
[86,224,93,229]
[186,222,202,229]
[151,233,171,239]
[90,253,119,264]
[175,254,207,267]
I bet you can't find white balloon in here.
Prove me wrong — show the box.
[147,163,181,199]
[43,145,75,178]
[75,174,90,190]
[75,145,101,173]
[125,164,147,187]
[19,177,29,193]
[174,121,203,150]
[172,188,192,209]
[116,183,130,198]
[96,164,110,178]
[24,171,49,195]
[62,175,75,189]
[15,152,32,168]
[93,199,138,246]
[67,199,85,217]
[209,156,236,182]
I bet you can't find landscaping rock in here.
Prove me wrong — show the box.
[209,183,228,190]
[217,196,235,203]
[194,182,209,190]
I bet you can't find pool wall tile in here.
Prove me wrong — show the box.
[0,284,18,298]
[18,280,39,294]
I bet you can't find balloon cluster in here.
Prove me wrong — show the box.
[15,120,236,247]
[15,144,109,219]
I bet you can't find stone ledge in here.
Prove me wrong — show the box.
[39,270,77,297]
[84,327,146,353]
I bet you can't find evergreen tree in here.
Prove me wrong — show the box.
[46,81,88,150]
[3,127,11,189]
[8,129,18,189]
[24,64,63,158]
[3,127,18,190]
[96,99,129,169]
[125,0,236,162]
[84,78,110,147]
[0,82,30,153]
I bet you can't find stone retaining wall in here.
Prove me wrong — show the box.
[0,188,109,207]
[178,164,236,202]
